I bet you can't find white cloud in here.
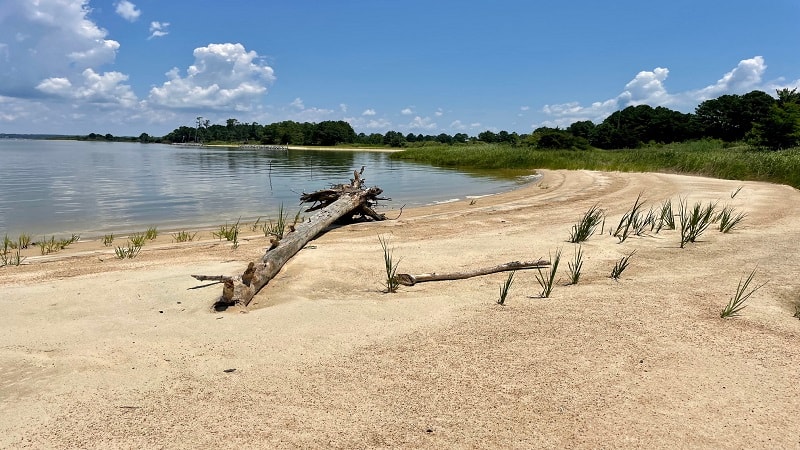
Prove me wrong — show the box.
[37,69,138,107]
[520,106,530,111]
[401,107,413,115]
[692,56,766,100]
[408,116,436,131]
[362,108,376,116]
[435,108,443,117]
[450,120,467,130]
[0,0,121,97]
[147,43,275,110]
[115,1,141,22]
[290,97,304,109]
[148,21,170,39]
[539,56,791,128]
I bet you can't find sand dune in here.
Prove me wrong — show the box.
[2,169,799,449]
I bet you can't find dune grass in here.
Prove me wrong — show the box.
[391,141,800,189]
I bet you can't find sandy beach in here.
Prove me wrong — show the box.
[2,169,799,449]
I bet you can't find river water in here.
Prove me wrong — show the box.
[0,140,534,238]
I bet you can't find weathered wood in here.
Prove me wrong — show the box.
[395,260,550,286]
[209,179,385,307]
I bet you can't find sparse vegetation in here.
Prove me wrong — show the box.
[17,233,31,249]
[114,240,143,259]
[497,270,516,305]
[655,198,675,232]
[613,193,647,243]
[610,250,636,280]
[568,204,604,243]
[145,226,158,241]
[567,245,584,285]
[172,230,197,242]
[379,235,401,293]
[717,205,747,233]
[535,248,562,298]
[720,267,767,318]
[262,204,287,239]
[679,198,717,248]
[103,234,114,246]
[731,185,744,198]
[212,219,241,249]
[129,232,147,248]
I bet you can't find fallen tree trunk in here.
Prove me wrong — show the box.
[395,260,550,286]
[193,171,385,307]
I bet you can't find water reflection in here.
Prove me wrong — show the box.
[0,140,530,237]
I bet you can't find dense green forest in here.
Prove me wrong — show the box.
[56,88,799,152]
[153,88,800,151]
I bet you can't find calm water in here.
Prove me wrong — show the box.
[0,140,533,238]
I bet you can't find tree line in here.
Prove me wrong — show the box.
[157,88,800,150]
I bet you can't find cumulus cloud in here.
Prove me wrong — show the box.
[115,1,141,22]
[148,21,170,39]
[147,43,275,110]
[401,107,413,115]
[362,109,376,116]
[0,0,121,97]
[539,56,787,128]
[37,69,138,107]
[435,108,443,117]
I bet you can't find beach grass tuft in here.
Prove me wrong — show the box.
[497,270,516,305]
[145,226,158,241]
[568,204,604,243]
[379,235,401,293]
[678,198,717,247]
[535,248,562,298]
[115,240,143,259]
[610,250,636,280]
[655,198,675,232]
[716,205,747,233]
[720,267,767,318]
[567,245,584,285]
[613,193,647,243]
[103,234,114,246]
[172,230,197,243]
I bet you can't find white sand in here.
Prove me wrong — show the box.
[2,170,799,448]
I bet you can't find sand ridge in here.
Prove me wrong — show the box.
[1,169,799,448]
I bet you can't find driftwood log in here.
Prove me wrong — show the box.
[193,169,386,307]
[395,260,550,286]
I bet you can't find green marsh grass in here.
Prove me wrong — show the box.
[720,268,767,318]
[568,204,604,243]
[535,248,562,298]
[497,270,516,305]
[379,235,401,293]
[610,250,636,280]
[391,142,800,189]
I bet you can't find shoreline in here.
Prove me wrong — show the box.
[3,169,800,448]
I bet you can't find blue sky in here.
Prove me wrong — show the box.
[1,0,799,137]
